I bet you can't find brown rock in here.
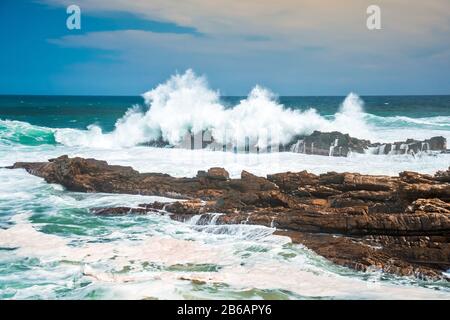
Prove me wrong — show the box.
[9,155,450,280]
[435,167,450,183]
[197,167,230,181]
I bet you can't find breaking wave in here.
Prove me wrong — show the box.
[0,120,56,146]
[1,70,449,149]
[53,70,373,148]
[366,114,450,129]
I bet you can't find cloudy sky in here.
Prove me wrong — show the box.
[1,0,449,95]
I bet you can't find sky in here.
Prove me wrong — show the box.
[0,0,449,96]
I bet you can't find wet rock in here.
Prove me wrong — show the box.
[141,136,172,148]
[276,231,449,280]
[406,198,450,214]
[91,206,154,215]
[238,170,278,192]
[287,131,371,156]
[137,130,448,158]
[267,171,319,193]
[370,136,447,155]
[320,172,396,192]
[197,167,230,181]
[163,200,207,215]
[435,167,450,183]
[399,182,450,202]
[9,155,450,280]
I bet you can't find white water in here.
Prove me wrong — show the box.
[1,135,448,300]
[0,70,443,151]
[0,170,449,300]
[1,70,450,300]
[54,70,376,149]
[1,144,448,178]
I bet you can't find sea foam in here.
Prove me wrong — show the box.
[2,70,449,149]
[54,70,373,148]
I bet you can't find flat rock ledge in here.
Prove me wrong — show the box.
[8,155,450,280]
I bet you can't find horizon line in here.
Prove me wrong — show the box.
[1,93,449,98]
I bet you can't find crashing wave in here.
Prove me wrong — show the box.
[2,70,449,156]
[54,69,374,149]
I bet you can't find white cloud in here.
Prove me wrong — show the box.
[42,0,450,94]
[42,0,450,67]
[43,0,449,46]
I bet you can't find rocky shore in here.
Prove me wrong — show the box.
[8,155,450,280]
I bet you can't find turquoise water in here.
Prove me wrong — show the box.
[0,91,449,299]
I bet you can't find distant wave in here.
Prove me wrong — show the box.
[0,119,56,146]
[365,114,450,129]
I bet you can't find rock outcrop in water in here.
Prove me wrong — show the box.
[9,156,450,280]
[287,131,371,156]
[148,130,448,157]
[285,132,447,156]
[369,136,447,155]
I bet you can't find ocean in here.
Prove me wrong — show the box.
[0,72,449,299]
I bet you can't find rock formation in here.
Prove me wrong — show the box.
[369,136,447,155]
[145,130,448,157]
[8,155,450,280]
[287,131,371,156]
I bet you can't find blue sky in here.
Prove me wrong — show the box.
[0,0,449,95]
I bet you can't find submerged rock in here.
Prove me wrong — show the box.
[9,156,450,280]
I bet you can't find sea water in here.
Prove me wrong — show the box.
[0,71,449,299]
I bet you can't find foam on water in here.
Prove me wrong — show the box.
[1,144,448,179]
[1,210,449,299]
[1,71,449,150]
[48,70,390,148]
[1,76,450,153]
[0,170,449,299]
[1,70,450,300]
